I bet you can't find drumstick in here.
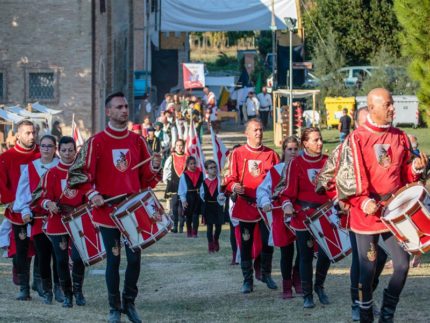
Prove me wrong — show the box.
[89,193,129,208]
[131,156,154,171]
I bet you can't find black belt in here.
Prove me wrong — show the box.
[238,194,257,204]
[296,199,322,209]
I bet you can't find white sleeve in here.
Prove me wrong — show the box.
[12,165,33,218]
[171,127,178,149]
[162,156,173,184]
[256,171,273,208]
[199,182,205,201]
[178,175,187,203]
[0,219,11,248]
[255,98,260,112]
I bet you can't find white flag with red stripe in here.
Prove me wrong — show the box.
[210,126,229,174]
[185,119,205,171]
[71,114,85,150]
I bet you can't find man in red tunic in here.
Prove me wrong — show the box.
[344,88,428,322]
[0,120,40,301]
[68,92,162,323]
[224,119,280,293]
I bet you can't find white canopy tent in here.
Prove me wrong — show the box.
[0,109,26,124]
[160,0,298,32]
[31,102,63,115]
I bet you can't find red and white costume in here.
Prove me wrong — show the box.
[346,117,420,234]
[278,152,331,231]
[224,143,280,222]
[0,143,40,225]
[68,123,161,228]
[257,162,295,247]
[13,158,59,236]
[39,161,86,235]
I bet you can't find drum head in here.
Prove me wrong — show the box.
[115,191,149,214]
[383,185,425,220]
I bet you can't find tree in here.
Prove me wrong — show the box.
[302,0,401,65]
[394,0,430,124]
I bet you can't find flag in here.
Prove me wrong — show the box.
[183,63,205,89]
[71,114,84,150]
[210,126,229,174]
[185,119,205,172]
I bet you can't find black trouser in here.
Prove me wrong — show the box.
[280,241,299,280]
[259,110,270,128]
[349,231,387,302]
[12,224,30,275]
[355,232,409,307]
[99,227,141,303]
[50,235,85,283]
[33,233,54,284]
[207,224,222,242]
[239,220,273,263]
[170,194,184,231]
[296,230,331,291]
[229,219,237,254]
[184,193,200,233]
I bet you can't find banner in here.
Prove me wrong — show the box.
[210,126,229,174]
[71,114,85,150]
[185,119,205,172]
[183,63,205,89]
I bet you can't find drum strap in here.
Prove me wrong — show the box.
[296,200,322,209]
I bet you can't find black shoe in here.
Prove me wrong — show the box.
[241,281,253,294]
[262,275,278,290]
[171,228,178,233]
[62,294,73,308]
[108,309,121,323]
[303,295,315,308]
[54,284,64,303]
[43,291,53,305]
[379,289,399,323]
[123,303,142,323]
[352,304,360,321]
[315,285,330,305]
[74,291,86,306]
[16,274,31,301]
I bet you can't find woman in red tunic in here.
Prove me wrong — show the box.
[257,136,301,299]
[279,128,331,309]
[38,136,87,308]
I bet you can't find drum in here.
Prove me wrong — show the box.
[382,183,430,255]
[304,202,351,263]
[111,189,173,251]
[62,204,106,266]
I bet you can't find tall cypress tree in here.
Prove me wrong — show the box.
[394,0,430,123]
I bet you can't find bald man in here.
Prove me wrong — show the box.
[342,88,427,322]
[224,119,280,294]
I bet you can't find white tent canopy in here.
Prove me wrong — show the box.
[0,109,25,124]
[31,102,63,115]
[160,0,298,32]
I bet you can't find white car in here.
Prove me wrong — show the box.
[338,66,377,87]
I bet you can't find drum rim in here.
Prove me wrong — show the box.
[382,182,427,220]
[304,201,335,223]
[113,189,157,217]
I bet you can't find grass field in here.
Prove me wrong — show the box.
[1,123,429,322]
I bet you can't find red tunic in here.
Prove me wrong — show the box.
[39,162,86,235]
[347,119,419,234]
[0,143,40,225]
[278,152,329,231]
[224,143,280,222]
[68,124,161,228]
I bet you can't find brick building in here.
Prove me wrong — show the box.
[0,0,134,133]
